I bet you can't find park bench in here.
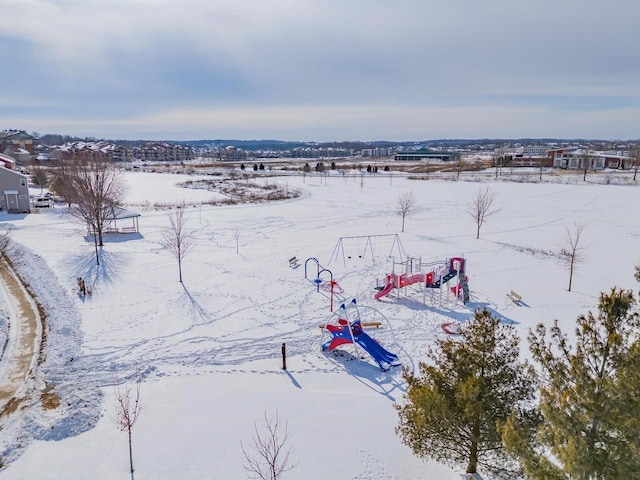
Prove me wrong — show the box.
[507,290,522,305]
[289,256,299,268]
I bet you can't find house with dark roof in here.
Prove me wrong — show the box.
[0,130,36,159]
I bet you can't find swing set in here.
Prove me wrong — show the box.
[328,234,406,267]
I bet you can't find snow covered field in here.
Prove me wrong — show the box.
[1,169,639,479]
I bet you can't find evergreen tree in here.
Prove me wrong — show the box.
[240,163,245,170]
[504,288,640,479]
[396,309,536,476]
[331,161,336,170]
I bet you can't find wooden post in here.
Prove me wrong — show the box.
[281,343,287,370]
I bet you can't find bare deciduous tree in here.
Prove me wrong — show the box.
[632,145,640,182]
[53,158,126,265]
[539,157,544,181]
[467,186,498,239]
[160,206,195,283]
[30,165,49,193]
[395,191,417,233]
[455,156,467,180]
[241,411,296,480]
[493,148,505,178]
[559,223,586,292]
[113,379,142,476]
[581,148,592,181]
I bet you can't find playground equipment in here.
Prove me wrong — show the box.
[321,299,401,372]
[305,257,343,311]
[305,257,334,289]
[375,256,470,305]
[328,234,406,267]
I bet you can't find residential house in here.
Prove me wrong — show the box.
[0,155,30,212]
[0,153,16,169]
[0,130,36,155]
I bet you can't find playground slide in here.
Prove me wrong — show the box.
[354,332,401,371]
[374,282,394,300]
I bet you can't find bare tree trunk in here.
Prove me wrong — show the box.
[128,427,134,474]
[560,224,585,292]
[568,256,574,291]
[466,422,480,473]
[93,226,100,266]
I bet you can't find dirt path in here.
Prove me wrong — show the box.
[0,261,41,414]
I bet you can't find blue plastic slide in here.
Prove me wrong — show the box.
[354,331,401,371]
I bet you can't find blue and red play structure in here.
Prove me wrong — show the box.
[322,300,401,371]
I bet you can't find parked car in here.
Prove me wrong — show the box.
[33,196,53,208]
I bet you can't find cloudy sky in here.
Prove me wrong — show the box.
[2,0,639,141]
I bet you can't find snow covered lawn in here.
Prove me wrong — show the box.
[1,169,639,479]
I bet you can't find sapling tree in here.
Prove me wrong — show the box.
[467,186,498,239]
[632,145,640,181]
[581,148,592,181]
[455,156,467,180]
[395,191,417,233]
[241,411,296,480]
[493,148,505,178]
[113,379,142,476]
[160,205,195,283]
[559,223,586,292]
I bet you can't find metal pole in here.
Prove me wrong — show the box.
[281,343,286,370]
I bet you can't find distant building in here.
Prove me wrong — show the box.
[547,148,633,170]
[394,150,460,162]
[513,145,549,157]
[362,148,390,157]
[221,146,247,161]
[0,130,36,156]
[132,142,194,162]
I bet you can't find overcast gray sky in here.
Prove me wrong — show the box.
[2,0,639,141]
